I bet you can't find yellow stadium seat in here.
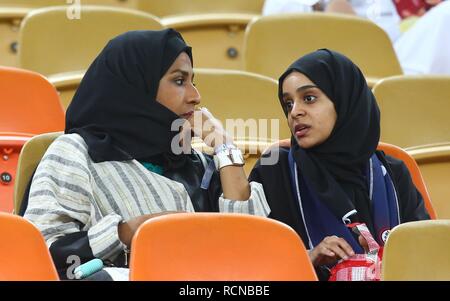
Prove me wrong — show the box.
[82,0,138,8]
[135,0,264,17]
[0,1,139,67]
[130,212,317,281]
[382,220,450,280]
[0,8,29,67]
[0,0,137,8]
[161,14,256,69]
[18,5,163,76]
[244,13,402,86]
[48,70,84,110]
[408,143,450,219]
[0,212,59,280]
[14,132,62,215]
[373,75,450,148]
[136,1,264,69]
[194,68,290,141]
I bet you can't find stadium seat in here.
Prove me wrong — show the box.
[13,132,62,215]
[194,68,290,141]
[373,75,450,148]
[264,139,437,220]
[135,1,264,69]
[1,135,31,213]
[0,0,137,9]
[129,212,317,280]
[135,0,264,17]
[0,212,59,280]
[161,14,256,70]
[408,143,450,219]
[0,1,139,67]
[0,7,29,67]
[382,220,450,280]
[48,70,83,110]
[18,5,163,76]
[378,142,436,219]
[0,67,64,213]
[244,13,402,87]
[0,67,64,135]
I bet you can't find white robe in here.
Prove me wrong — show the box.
[395,1,450,75]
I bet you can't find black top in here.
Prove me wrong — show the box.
[249,148,430,279]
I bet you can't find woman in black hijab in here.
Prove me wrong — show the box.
[24,29,269,280]
[249,49,429,280]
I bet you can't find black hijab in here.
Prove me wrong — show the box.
[278,49,380,227]
[65,29,193,163]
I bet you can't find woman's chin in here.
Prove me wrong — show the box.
[295,138,316,149]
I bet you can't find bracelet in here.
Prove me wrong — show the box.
[214,143,237,154]
[213,146,244,170]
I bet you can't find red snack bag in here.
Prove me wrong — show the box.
[394,0,442,19]
[329,223,383,281]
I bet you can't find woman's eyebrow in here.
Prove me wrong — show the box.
[170,69,189,77]
[296,85,318,93]
[282,84,318,99]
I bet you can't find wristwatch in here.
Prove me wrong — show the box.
[213,144,244,170]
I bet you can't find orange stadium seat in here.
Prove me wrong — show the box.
[378,142,436,219]
[129,213,317,281]
[0,67,64,213]
[0,212,59,280]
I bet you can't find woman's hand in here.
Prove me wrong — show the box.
[118,211,181,248]
[184,107,250,200]
[188,107,233,150]
[358,235,369,253]
[309,236,355,267]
